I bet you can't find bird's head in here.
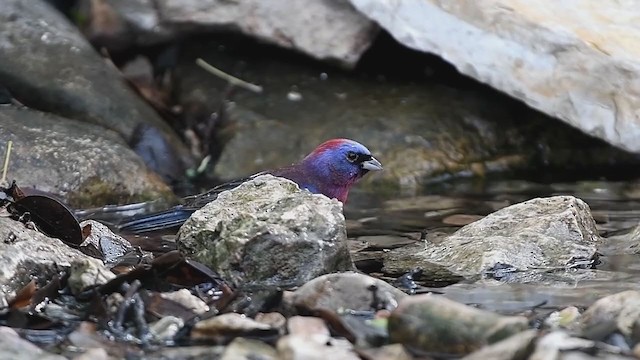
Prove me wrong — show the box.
[302,138,383,190]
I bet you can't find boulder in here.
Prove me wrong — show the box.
[0,0,189,163]
[424,196,598,276]
[349,0,640,153]
[0,108,174,207]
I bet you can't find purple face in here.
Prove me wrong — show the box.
[303,139,383,187]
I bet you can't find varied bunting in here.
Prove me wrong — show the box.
[118,138,382,233]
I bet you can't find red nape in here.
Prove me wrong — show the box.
[309,138,351,155]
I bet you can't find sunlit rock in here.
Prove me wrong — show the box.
[389,196,601,282]
[349,0,640,153]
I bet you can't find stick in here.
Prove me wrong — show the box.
[195,58,263,94]
[1,141,12,185]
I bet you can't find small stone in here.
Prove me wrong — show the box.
[356,344,412,360]
[255,312,287,333]
[544,306,581,331]
[79,220,132,265]
[399,196,600,281]
[388,294,529,355]
[67,258,116,295]
[220,337,278,360]
[290,272,407,313]
[73,347,110,360]
[160,289,209,314]
[277,334,359,360]
[149,316,184,342]
[287,316,331,343]
[191,313,276,341]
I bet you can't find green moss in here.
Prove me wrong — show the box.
[67,176,177,208]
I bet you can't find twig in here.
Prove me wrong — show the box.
[195,58,263,94]
[1,141,12,185]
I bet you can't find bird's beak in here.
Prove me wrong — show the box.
[361,157,383,171]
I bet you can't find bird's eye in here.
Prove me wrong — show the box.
[346,151,358,163]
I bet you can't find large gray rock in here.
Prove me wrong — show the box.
[349,0,640,153]
[157,0,378,66]
[0,0,189,160]
[0,108,174,207]
[176,175,354,287]
[391,196,600,279]
[0,217,100,299]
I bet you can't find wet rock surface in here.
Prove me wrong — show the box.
[177,175,354,287]
[0,108,174,207]
[349,0,640,154]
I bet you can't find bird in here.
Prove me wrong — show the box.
[118,138,382,233]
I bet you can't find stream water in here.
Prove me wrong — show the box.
[345,175,640,315]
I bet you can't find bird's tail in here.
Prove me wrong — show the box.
[117,206,196,233]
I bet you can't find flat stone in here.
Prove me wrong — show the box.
[290,272,407,313]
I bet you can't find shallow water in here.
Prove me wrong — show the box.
[345,175,640,314]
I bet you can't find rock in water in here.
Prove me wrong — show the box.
[349,0,640,153]
[388,294,529,355]
[176,175,354,287]
[417,196,600,278]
